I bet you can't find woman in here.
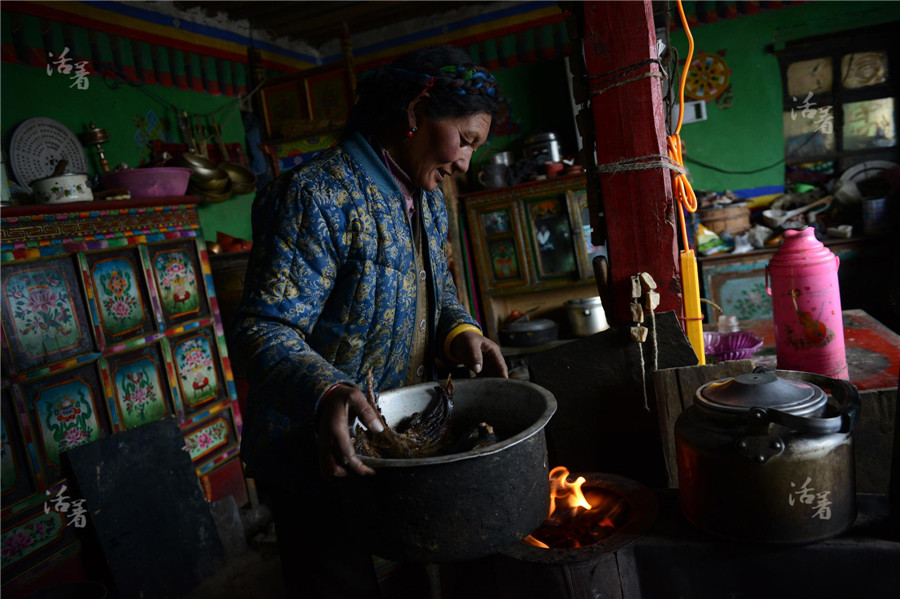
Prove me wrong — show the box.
[232,46,507,598]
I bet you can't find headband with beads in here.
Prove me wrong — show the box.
[384,65,499,98]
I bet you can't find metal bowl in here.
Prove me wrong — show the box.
[190,172,230,191]
[180,153,222,180]
[338,377,557,563]
[219,162,257,195]
[188,181,233,204]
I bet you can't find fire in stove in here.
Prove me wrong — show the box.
[523,467,631,549]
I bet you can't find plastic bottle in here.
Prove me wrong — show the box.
[717,314,739,333]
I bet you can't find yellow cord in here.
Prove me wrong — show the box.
[667,0,697,250]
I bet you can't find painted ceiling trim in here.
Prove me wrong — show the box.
[331,1,564,66]
[2,0,317,70]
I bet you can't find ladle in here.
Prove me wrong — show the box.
[762,195,832,228]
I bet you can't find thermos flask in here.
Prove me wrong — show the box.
[766,227,848,379]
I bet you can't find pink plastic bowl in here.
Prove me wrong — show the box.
[101,167,192,198]
[704,330,765,361]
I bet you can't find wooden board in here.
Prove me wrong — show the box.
[64,416,225,599]
[855,388,898,495]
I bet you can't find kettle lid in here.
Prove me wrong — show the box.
[695,371,827,416]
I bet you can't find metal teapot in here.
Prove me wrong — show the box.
[674,367,860,544]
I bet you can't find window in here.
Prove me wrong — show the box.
[778,23,898,178]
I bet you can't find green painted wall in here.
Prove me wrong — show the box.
[1,62,254,242]
[668,1,899,193]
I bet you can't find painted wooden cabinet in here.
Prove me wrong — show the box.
[0,197,243,595]
[460,174,605,340]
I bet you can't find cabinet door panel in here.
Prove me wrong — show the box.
[523,195,579,283]
[82,247,158,348]
[102,342,173,431]
[21,362,110,486]
[468,202,531,292]
[146,240,210,329]
[1,256,96,373]
[166,326,228,416]
[1,387,39,506]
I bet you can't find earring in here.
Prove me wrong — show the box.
[406,127,417,139]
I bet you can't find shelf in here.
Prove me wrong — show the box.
[1,195,203,217]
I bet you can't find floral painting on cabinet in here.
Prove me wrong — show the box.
[108,345,170,429]
[1,258,94,372]
[86,249,157,346]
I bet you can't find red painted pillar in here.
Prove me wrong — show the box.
[580,0,682,324]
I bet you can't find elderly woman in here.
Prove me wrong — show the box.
[232,45,507,598]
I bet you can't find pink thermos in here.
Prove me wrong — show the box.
[766,227,848,379]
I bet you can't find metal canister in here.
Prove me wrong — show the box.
[565,296,610,336]
[766,227,848,380]
[523,132,562,164]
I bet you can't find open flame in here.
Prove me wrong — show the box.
[523,466,625,549]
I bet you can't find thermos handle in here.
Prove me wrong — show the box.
[751,367,860,434]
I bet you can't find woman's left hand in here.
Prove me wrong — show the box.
[450,331,508,378]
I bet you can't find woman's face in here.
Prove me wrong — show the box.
[401,111,492,191]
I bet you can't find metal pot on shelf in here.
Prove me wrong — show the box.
[674,367,860,544]
[30,159,93,203]
[565,296,609,337]
[499,317,559,347]
[523,132,562,164]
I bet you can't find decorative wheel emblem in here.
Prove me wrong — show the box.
[685,52,730,102]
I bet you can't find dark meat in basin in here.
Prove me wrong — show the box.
[354,372,498,459]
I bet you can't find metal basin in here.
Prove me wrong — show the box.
[338,377,557,563]
[219,161,257,195]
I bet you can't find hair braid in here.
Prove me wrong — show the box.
[345,45,501,139]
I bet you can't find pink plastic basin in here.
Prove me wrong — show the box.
[704,331,765,361]
[101,167,192,198]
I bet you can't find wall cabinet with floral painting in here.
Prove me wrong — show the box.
[0,197,243,595]
[461,174,606,341]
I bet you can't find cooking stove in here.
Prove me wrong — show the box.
[443,491,897,599]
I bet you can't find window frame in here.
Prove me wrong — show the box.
[777,22,899,172]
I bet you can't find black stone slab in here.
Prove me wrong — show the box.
[64,416,225,599]
[528,310,699,488]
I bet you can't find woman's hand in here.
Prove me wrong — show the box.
[316,384,384,478]
[450,331,508,378]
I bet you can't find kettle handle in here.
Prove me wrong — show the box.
[752,367,860,434]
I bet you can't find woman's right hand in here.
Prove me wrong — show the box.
[315,384,384,478]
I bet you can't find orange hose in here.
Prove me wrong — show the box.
[667,0,697,250]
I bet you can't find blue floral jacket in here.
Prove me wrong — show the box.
[232,132,479,488]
